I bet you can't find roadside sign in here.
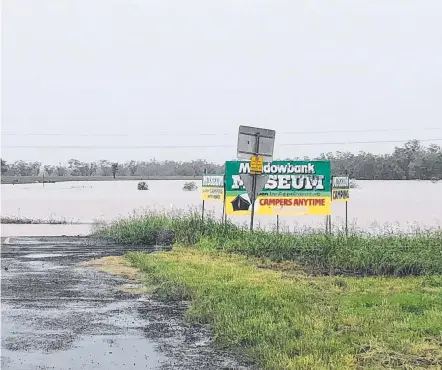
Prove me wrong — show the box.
[332,176,350,202]
[250,155,263,174]
[225,160,331,216]
[201,174,224,201]
[237,126,275,162]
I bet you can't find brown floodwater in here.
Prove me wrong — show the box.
[1,179,441,234]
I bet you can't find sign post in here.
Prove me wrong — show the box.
[332,175,350,236]
[249,136,261,231]
[237,126,275,231]
[201,172,225,222]
[221,174,226,223]
[201,169,207,222]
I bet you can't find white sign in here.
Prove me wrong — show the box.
[237,125,276,162]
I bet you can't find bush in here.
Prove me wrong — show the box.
[183,181,197,191]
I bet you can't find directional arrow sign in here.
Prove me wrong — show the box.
[240,174,269,203]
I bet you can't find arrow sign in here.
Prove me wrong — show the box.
[240,174,269,203]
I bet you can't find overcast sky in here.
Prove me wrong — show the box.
[2,0,442,164]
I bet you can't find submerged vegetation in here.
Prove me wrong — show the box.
[182,181,198,191]
[0,216,78,224]
[137,181,149,190]
[95,211,442,369]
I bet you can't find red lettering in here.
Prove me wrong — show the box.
[290,198,326,207]
[259,199,268,206]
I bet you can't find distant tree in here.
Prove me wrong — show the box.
[11,160,34,176]
[56,163,67,176]
[88,162,98,176]
[68,159,82,176]
[111,162,118,179]
[126,160,138,176]
[30,162,42,176]
[98,160,112,176]
[44,165,55,176]
[1,159,8,174]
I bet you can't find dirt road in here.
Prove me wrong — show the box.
[1,237,251,370]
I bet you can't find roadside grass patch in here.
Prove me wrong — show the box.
[97,211,442,276]
[126,246,442,370]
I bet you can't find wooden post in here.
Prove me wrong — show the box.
[221,173,226,223]
[202,169,206,222]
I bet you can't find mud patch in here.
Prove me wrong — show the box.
[118,283,152,294]
[80,255,141,280]
[82,255,255,370]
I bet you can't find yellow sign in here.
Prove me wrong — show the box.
[332,189,350,202]
[226,195,331,216]
[250,155,263,174]
[201,175,224,201]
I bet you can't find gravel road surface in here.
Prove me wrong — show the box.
[1,236,252,370]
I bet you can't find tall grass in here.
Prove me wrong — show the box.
[96,211,442,276]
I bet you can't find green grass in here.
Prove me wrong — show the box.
[97,211,442,368]
[126,246,442,369]
[96,211,442,276]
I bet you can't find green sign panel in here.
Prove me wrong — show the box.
[224,160,331,216]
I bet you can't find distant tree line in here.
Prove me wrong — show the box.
[1,140,441,180]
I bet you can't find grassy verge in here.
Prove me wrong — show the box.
[126,246,442,369]
[0,216,78,224]
[96,211,442,276]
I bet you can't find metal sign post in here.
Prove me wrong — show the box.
[221,174,226,223]
[331,175,350,236]
[236,125,275,231]
[201,169,207,222]
[249,134,260,231]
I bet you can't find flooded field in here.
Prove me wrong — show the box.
[1,180,442,234]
